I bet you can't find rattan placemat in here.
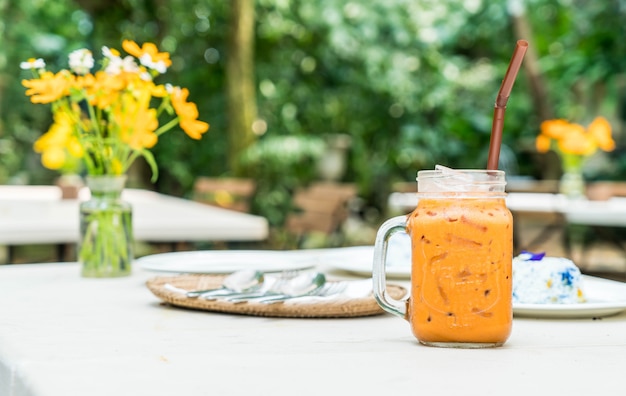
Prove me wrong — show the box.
[146,274,407,318]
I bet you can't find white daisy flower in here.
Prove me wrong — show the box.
[102,46,120,60]
[120,56,140,73]
[104,55,139,76]
[104,57,122,75]
[20,58,46,70]
[139,71,153,81]
[68,49,94,75]
[103,46,123,75]
[139,54,168,74]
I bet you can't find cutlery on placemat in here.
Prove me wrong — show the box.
[186,269,265,298]
[224,272,326,304]
[212,270,299,302]
[258,280,349,304]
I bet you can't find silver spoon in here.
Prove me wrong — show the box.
[217,270,298,301]
[226,272,326,304]
[186,269,265,298]
[260,280,348,304]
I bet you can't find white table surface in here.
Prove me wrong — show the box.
[0,185,269,245]
[0,260,625,396]
[388,192,626,227]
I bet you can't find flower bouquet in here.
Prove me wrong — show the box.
[21,40,209,277]
[535,117,614,198]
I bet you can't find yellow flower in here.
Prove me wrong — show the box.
[67,137,84,158]
[33,110,82,171]
[150,84,168,98]
[33,111,73,152]
[113,95,159,150]
[540,119,571,140]
[535,134,551,153]
[40,147,67,170]
[22,41,209,181]
[22,70,72,104]
[88,71,125,109]
[171,88,199,118]
[536,117,614,157]
[170,86,210,139]
[588,116,615,152]
[110,158,124,175]
[180,118,211,140]
[556,123,596,156]
[122,40,172,71]
[536,116,615,175]
[73,73,96,91]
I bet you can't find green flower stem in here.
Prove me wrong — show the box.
[560,152,585,173]
[79,176,133,278]
[80,207,132,277]
[154,117,180,136]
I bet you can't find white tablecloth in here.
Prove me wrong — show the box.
[388,192,626,227]
[0,186,268,245]
[0,261,624,396]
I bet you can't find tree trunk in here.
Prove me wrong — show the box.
[226,0,258,176]
[511,12,553,122]
[510,4,559,179]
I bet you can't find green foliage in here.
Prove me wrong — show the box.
[521,0,626,179]
[2,0,624,219]
[0,0,86,183]
[239,135,325,226]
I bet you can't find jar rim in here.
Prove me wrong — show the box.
[416,169,506,193]
[418,169,504,182]
[417,169,505,178]
[415,191,508,198]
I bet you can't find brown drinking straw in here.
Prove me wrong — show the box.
[486,40,529,170]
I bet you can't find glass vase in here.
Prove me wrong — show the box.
[79,175,133,278]
[559,169,585,199]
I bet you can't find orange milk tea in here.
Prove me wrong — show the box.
[406,196,513,345]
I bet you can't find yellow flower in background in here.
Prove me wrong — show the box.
[21,40,210,181]
[588,117,615,152]
[555,123,595,156]
[22,70,73,104]
[538,119,571,140]
[536,117,615,156]
[535,134,551,153]
[536,117,615,172]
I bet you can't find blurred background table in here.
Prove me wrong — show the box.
[388,191,626,279]
[388,191,626,226]
[0,260,624,396]
[0,185,269,263]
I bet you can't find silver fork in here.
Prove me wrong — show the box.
[260,281,348,304]
[220,270,300,303]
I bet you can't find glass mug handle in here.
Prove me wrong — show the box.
[372,215,409,320]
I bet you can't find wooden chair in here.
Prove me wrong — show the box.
[285,182,358,240]
[586,182,626,201]
[505,178,560,193]
[192,177,256,213]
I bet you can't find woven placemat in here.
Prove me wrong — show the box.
[146,274,407,318]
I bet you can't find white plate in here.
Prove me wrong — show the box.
[321,245,411,279]
[324,248,626,318]
[136,250,318,274]
[513,275,626,319]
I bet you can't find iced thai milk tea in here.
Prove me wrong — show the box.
[406,196,513,346]
[372,169,513,348]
